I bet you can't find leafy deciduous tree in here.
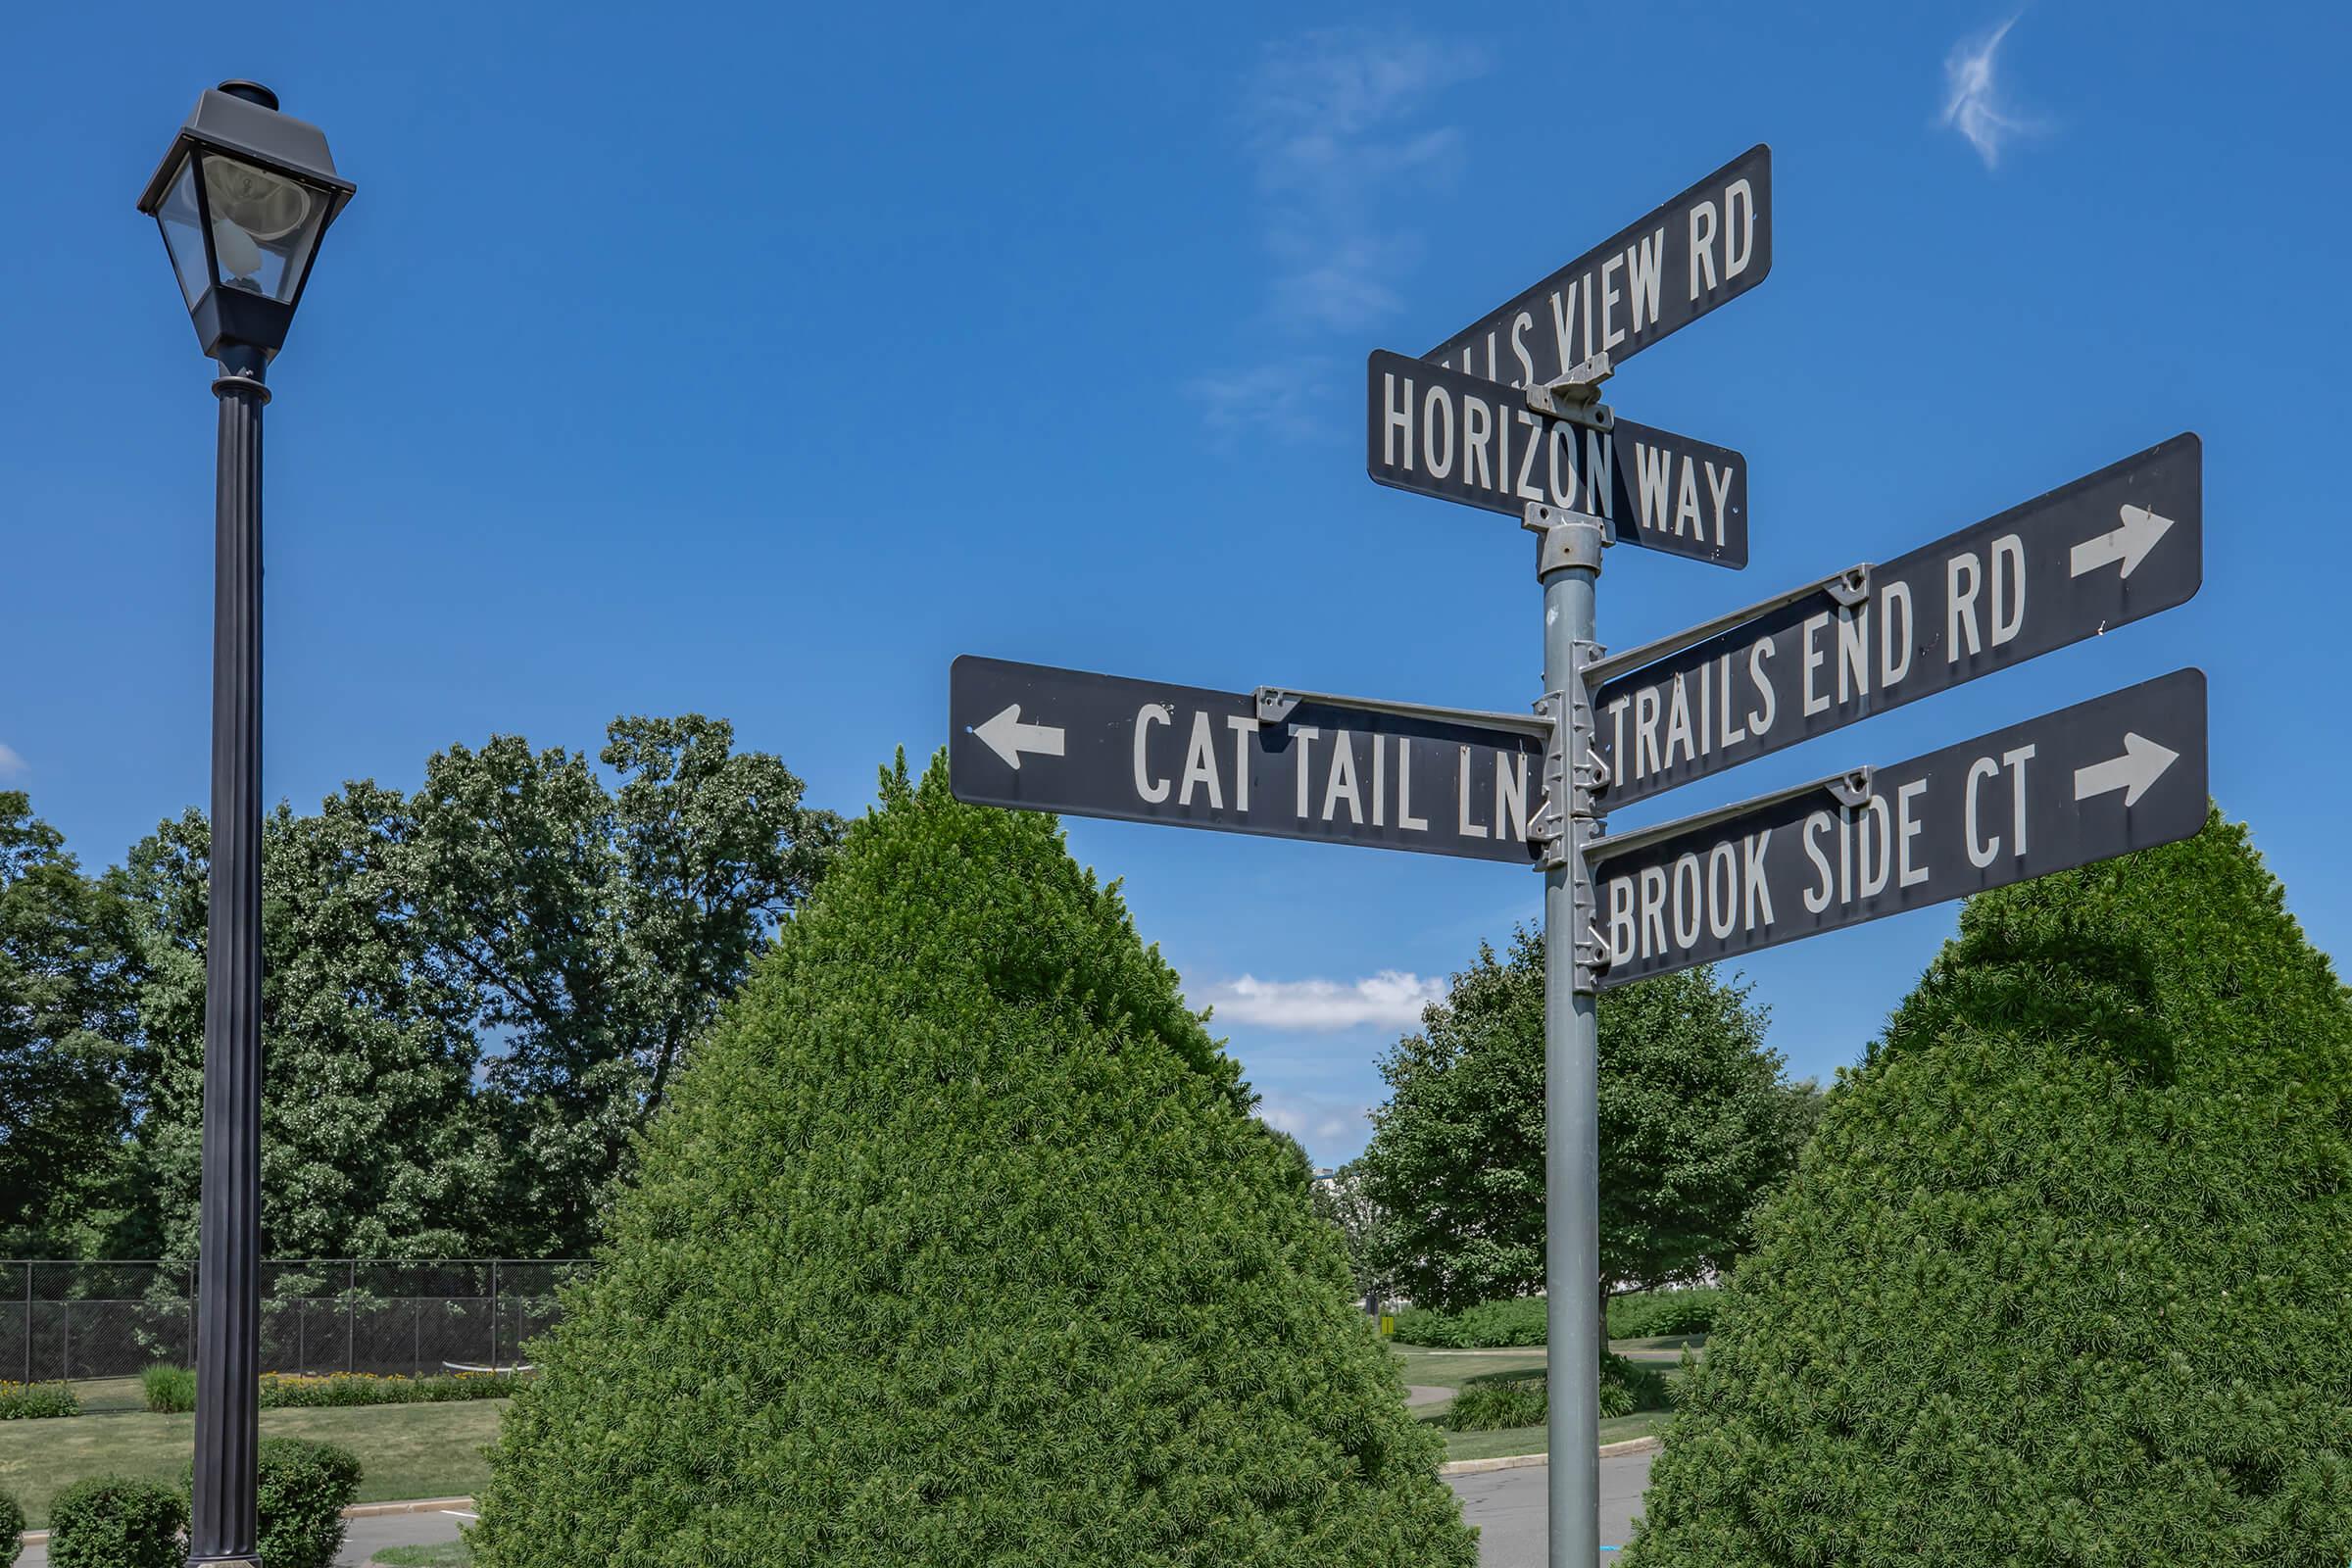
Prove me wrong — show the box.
[1359,928,1805,1313]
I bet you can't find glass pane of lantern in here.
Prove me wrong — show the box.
[200,154,324,305]
[154,158,213,310]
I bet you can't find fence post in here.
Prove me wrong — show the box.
[489,1260,500,1376]
[60,1297,70,1384]
[346,1260,356,1376]
[22,1263,30,1385]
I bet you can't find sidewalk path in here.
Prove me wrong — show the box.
[1448,1448,1654,1566]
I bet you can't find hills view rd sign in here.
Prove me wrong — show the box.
[1594,433,2203,808]
[1367,350,1749,567]
[1591,668,2209,987]
[951,656,1544,863]
[1426,143,1772,386]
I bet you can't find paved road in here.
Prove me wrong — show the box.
[1449,1450,1653,1565]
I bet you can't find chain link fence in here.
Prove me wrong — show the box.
[1,1260,593,1383]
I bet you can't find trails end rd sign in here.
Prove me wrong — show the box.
[1595,434,2201,808]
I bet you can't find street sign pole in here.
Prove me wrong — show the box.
[1529,496,1607,1568]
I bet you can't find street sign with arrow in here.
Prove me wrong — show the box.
[1365,350,1750,567]
[1592,434,2202,808]
[1589,667,2209,987]
[950,656,1545,863]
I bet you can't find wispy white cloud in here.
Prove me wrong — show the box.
[1941,16,2042,169]
[1198,970,1444,1032]
[1195,28,1485,440]
[0,745,24,779]
[1257,1092,1373,1157]
[1243,27,1485,330]
[1185,358,1332,443]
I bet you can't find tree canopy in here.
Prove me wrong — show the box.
[1358,929,1810,1312]
[1628,811,2352,1565]
[471,757,1475,1567]
[7,713,839,1262]
[0,794,140,1255]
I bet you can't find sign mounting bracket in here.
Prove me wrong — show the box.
[1587,766,1875,865]
[1585,563,1871,687]
[1525,350,1616,429]
[1250,686,1550,736]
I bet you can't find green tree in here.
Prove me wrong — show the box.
[0,794,140,1254]
[1312,1159,1397,1308]
[1359,928,1802,1312]
[1627,812,2352,1566]
[117,793,498,1259]
[113,713,839,1260]
[469,759,1475,1567]
[405,714,841,1254]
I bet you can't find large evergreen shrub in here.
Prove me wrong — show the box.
[1629,813,2352,1565]
[470,758,1475,1567]
[0,1488,23,1568]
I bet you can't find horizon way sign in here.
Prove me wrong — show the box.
[1366,350,1749,568]
[1590,668,2208,987]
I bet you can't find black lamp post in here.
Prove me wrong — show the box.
[136,82,353,1568]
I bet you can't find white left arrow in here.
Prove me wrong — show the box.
[2070,504,2177,580]
[2073,732,2180,807]
[972,704,1065,770]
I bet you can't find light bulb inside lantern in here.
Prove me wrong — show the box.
[203,158,311,242]
[212,218,264,280]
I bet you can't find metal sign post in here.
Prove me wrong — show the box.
[950,139,2211,1568]
[1527,497,1609,1568]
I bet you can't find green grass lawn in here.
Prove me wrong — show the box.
[1391,1343,1686,1461]
[1389,1344,1549,1393]
[372,1544,472,1566]
[0,1399,507,1528]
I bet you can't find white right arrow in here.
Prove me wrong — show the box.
[971,704,1065,770]
[2073,732,2180,807]
[2070,504,2177,580]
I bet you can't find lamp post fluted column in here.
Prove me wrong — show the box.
[137,80,352,1567]
[188,342,269,1568]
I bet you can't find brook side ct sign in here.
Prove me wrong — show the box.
[1591,668,2208,986]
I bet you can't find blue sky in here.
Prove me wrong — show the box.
[8,3,2348,1165]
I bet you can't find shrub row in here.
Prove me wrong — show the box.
[1391,1290,1723,1348]
[44,1439,361,1568]
[0,1382,78,1420]
[1607,1287,1720,1341]
[143,1364,524,1414]
[1443,1355,1673,1432]
[1390,1296,1547,1348]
